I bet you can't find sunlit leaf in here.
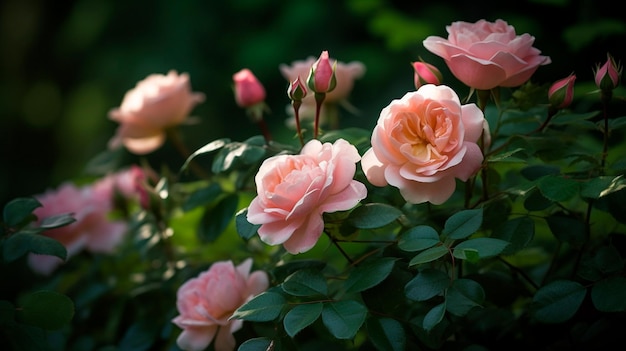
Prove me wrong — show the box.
[231,291,285,322]
[38,213,75,229]
[409,246,448,267]
[442,208,483,240]
[580,175,626,199]
[321,300,367,339]
[405,268,449,302]
[284,303,323,337]
[180,138,230,173]
[532,280,586,323]
[282,269,328,297]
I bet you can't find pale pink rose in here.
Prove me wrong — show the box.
[108,70,205,154]
[423,19,551,90]
[247,139,367,254]
[91,165,151,209]
[28,181,127,275]
[361,84,485,205]
[172,259,269,351]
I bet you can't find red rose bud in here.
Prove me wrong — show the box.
[594,53,622,91]
[548,73,576,109]
[233,68,266,108]
[288,76,307,102]
[307,50,337,94]
[411,61,442,89]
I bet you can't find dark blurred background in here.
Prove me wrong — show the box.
[2,0,625,207]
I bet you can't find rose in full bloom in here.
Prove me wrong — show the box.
[247,139,367,254]
[172,259,269,351]
[423,19,551,90]
[361,84,485,205]
[28,181,128,275]
[108,70,205,155]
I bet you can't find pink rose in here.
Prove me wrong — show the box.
[423,19,551,90]
[232,68,266,108]
[28,181,128,275]
[247,139,367,254]
[172,259,269,351]
[361,84,485,205]
[108,70,205,155]
[91,165,151,209]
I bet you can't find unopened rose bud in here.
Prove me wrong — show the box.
[594,53,622,92]
[307,50,337,94]
[548,73,576,109]
[288,76,307,102]
[411,61,442,89]
[233,68,266,108]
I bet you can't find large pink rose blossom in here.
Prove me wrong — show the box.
[361,84,485,205]
[247,139,367,254]
[108,70,205,154]
[423,19,551,90]
[172,259,269,351]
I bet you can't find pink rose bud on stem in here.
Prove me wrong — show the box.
[288,76,308,147]
[307,50,337,138]
[233,68,272,143]
[548,74,576,109]
[411,60,442,89]
[594,53,622,103]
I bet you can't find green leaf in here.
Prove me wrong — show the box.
[445,279,485,316]
[3,197,41,227]
[272,260,327,282]
[344,257,396,294]
[520,165,560,181]
[347,203,403,229]
[179,138,230,173]
[181,183,222,212]
[580,175,626,199]
[283,303,323,337]
[321,300,367,339]
[16,290,74,330]
[231,291,286,322]
[452,238,510,260]
[238,337,273,351]
[442,208,483,240]
[117,320,158,351]
[523,188,553,211]
[532,280,586,323]
[492,217,534,254]
[282,269,328,297]
[408,246,448,267]
[235,208,260,240]
[366,317,406,351]
[404,268,449,302]
[398,225,440,252]
[3,231,67,262]
[212,140,266,173]
[198,193,239,243]
[422,302,446,332]
[537,175,579,202]
[591,277,626,312]
[38,213,76,230]
[546,214,585,245]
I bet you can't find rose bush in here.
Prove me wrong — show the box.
[2,15,625,351]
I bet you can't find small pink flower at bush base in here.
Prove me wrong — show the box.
[247,139,367,254]
[172,259,269,351]
[361,84,486,205]
[423,19,551,90]
[108,70,205,155]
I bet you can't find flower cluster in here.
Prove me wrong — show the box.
[2,18,625,351]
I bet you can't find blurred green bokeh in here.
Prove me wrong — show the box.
[2,0,624,206]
